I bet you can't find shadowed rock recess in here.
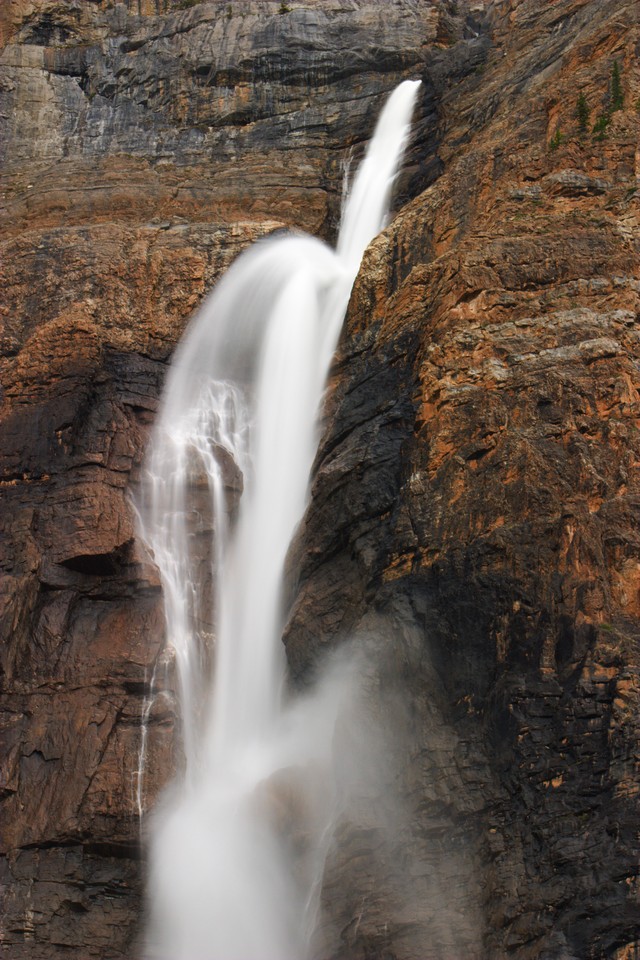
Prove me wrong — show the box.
[0,0,638,957]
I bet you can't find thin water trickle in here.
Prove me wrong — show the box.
[137,79,421,960]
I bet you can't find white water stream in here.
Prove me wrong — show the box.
[138,79,420,960]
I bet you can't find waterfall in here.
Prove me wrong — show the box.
[138,79,421,960]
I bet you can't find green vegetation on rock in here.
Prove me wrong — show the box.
[611,59,624,112]
[575,92,589,136]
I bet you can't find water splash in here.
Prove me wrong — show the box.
[138,79,421,960]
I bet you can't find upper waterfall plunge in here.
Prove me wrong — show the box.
[138,79,421,960]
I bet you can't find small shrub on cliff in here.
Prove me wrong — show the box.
[278,2,291,12]
[592,113,610,141]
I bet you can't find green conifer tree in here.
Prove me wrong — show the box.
[611,60,624,112]
[575,93,589,136]
[549,126,564,151]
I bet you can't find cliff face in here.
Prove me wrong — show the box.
[1,0,639,958]
[286,1,640,957]
[0,1,470,955]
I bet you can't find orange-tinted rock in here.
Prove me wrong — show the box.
[2,0,639,957]
[285,1,640,957]
[0,0,465,955]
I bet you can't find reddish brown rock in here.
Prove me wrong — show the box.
[1,0,639,957]
[0,0,466,955]
[285,1,640,957]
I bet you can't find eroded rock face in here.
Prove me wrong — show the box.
[1,0,639,958]
[0,0,473,956]
[285,1,640,957]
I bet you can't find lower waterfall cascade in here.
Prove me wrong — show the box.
[137,79,421,960]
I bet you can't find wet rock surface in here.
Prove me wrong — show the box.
[1,0,639,957]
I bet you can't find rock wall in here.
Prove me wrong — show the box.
[0,1,470,955]
[1,0,639,958]
[285,1,640,957]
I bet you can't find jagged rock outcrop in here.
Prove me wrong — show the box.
[1,0,639,957]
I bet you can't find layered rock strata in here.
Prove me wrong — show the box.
[286,1,640,957]
[0,1,473,955]
[1,0,639,958]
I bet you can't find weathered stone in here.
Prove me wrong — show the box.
[0,0,473,955]
[284,1,640,957]
[2,0,640,957]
